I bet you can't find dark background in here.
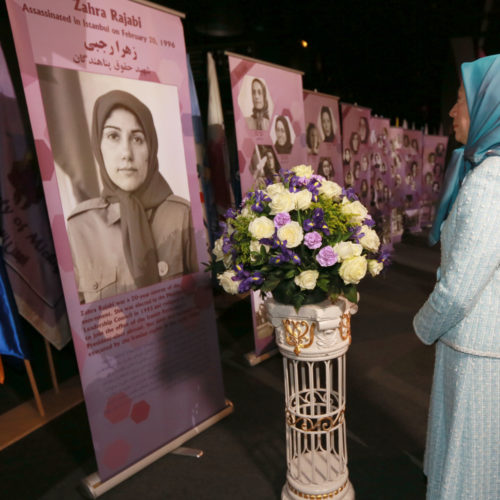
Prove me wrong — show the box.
[2,1,500,137]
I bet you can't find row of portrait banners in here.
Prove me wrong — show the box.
[3,0,449,493]
[228,53,448,357]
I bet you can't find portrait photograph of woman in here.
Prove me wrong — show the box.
[272,115,294,154]
[306,122,320,155]
[237,75,274,132]
[319,105,335,142]
[350,131,361,155]
[358,116,369,144]
[37,66,198,304]
[317,157,334,180]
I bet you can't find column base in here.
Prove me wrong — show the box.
[282,480,355,500]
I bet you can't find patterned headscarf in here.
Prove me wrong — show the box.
[430,54,500,245]
[91,90,172,287]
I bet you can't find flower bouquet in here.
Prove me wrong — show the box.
[209,165,389,311]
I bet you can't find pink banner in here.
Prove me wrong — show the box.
[303,90,342,185]
[6,0,225,481]
[228,54,306,356]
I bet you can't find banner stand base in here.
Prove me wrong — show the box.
[80,399,234,499]
[244,348,279,367]
[171,446,203,458]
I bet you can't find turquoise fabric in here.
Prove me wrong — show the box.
[429,54,500,245]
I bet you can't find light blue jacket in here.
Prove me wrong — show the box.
[413,156,500,358]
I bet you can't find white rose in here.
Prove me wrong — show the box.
[218,270,240,294]
[241,206,253,218]
[248,216,275,239]
[294,270,319,290]
[266,182,286,197]
[368,259,383,277]
[292,164,314,178]
[339,256,368,285]
[223,252,233,269]
[333,241,363,261]
[340,198,369,224]
[318,180,342,200]
[269,191,296,214]
[212,237,224,262]
[293,189,313,210]
[359,226,380,252]
[277,221,304,248]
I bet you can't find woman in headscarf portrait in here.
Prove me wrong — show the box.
[320,106,335,142]
[306,123,320,155]
[414,55,500,500]
[245,78,270,131]
[67,90,198,304]
[274,115,293,154]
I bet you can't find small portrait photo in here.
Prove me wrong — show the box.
[237,75,274,131]
[360,179,369,199]
[432,181,441,193]
[271,115,294,155]
[350,132,361,155]
[344,168,354,187]
[411,138,419,153]
[435,142,445,157]
[371,152,381,169]
[403,134,410,148]
[317,157,334,180]
[380,161,387,175]
[383,184,391,203]
[318,105,336,142]
[410,161,418,178]
[306,122,320,155]
[358,116,369,144]
[394,173,402,187]
[425,172,433,186]
[353,161,361,180]
[37,66,198,304]
[250,144,281,187]
[343,148,352,166]
[433,163,442,178]
[427,151,436,166]
[361,154,369,172]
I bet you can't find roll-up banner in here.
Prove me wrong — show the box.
[227,52,307,358]
[369,116,393,250]
[6,0,226,482]
[388,126,405,243]
[303,90,343,185]
[340,103,371,199]
[421,134,448,227]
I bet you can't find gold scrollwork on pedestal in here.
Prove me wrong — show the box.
[338,312,351,345]
[283,319,315,355]
[286,409,345,432]
[287,480,348,498]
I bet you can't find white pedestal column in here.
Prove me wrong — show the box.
[266,298,358,500]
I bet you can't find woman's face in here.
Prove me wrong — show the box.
[266,152,276,173]
[321,160,332,175]
[359,118,367,140]
[321,111,332,137]
[351,133,360,152]
[252,80,265,110]
[449,82,470,144]
[276,119,287,146]
[101,108,149,192]
[309,127,319,149]
[361,155,368,171]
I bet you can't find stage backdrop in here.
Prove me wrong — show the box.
[227,52,307,356]
[6,0,225,481]
[303,90,343,185]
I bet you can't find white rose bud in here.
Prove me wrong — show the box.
[266,182,286,197]
[248,216,275,239]
[294,270,319,290]
[277,221,304,248]
[368,259,383,277]
[293,189,313,210]
[218,270,240,294]
[340,198,369,224]
[339,256,368,285]
[359,226,380,252]
[318,180,342,200]
[212,237,225,262]
[269,191,296,214]
[292,164,314,178]
[333,241,363,261]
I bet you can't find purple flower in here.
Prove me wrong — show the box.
[274,212,291,228]
[316,246,338,267]
[303,218,316,231]
[342,187,359,201]
[224,208,237,219]
[269,247,301,266]
[349,225,365,244]
[222,236,233,253]
[364,216,375,227]
[251,190,271,213]
[304,231,322,249]
[238,272,264,293]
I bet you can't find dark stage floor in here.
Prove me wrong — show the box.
[0,234,439,499]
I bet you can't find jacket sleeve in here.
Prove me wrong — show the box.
[413,160,500,344]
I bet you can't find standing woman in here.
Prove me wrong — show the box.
[414,55,500,499]
[68,90,198,304]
